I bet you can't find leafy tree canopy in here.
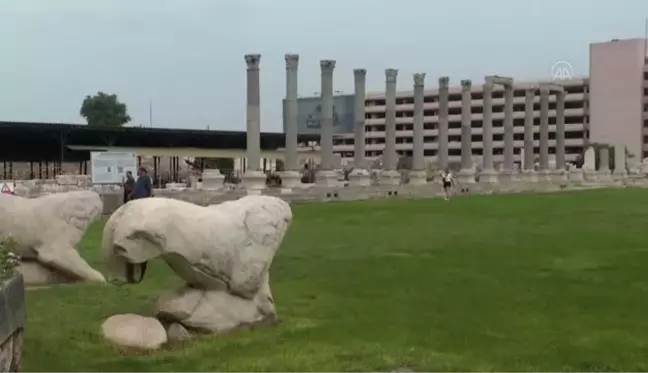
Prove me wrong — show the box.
[80,92,131,127]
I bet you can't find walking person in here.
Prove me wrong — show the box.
[122,170,135,204]
[441,169,454,201]
[130,167,153,200]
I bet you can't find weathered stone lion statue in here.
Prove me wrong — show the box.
[101,195,292,347]
[0,191,106,286]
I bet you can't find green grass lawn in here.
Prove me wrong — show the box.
[21,189,648,371]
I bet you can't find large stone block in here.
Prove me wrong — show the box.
[156,281,276,335]
[102,195,292,340]
[0,191,106,286]
[101,314,167,350]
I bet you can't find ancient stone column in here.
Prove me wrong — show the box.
[245,54,261,172]
[409,73,427,185]
[349,69,371,186]
[382,68,400,185]
[353,69,367,169]
[457,79,475,184]
[317,60,337,186]
[555,91,566,171]
[538,87,550,171]
[438,77,450,170]
[599,147,610,171]
[481,78,496,182]
[597,146,612,183]
[241,54,266,192]
[281,53,301,188]
[460,80,473,171]
[523,88,535,171]
[502,83,515,175]
[613,144,627,178]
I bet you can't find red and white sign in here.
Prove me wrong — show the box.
[0,181,15,195]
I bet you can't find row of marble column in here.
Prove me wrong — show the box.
[244,54,568,187]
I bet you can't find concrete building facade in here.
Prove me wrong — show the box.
[282,38,648,167]
[588,38,647,159]
[332,78,588,166]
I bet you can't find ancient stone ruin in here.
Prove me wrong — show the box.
[0,191,106,287]
[101,195,292,349]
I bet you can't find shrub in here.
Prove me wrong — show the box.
[0,238,20,280]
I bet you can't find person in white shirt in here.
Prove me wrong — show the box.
[441,169,454,201]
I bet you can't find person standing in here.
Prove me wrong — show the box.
[130,167,153,200]
[441,169,454,201]
[122,170,135,204]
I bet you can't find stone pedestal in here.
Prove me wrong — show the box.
[596,170,613,183]
[201,169,224,190]
[241,170,266,194]
[613,170,628,182]
[279,171,302,189]
[626,173,646,187]
[408,170,427,186]
[479,169,499,184]
[380,170,401,186]
[519,170,538,183]
[537,170,555,182]
[498,170,518,183]
[548,169,568,183]
[456,169,476,184]
[165,183,187,191]
[349,169,371,187]
[569,169,585,182]
[189,175,199,190]
[584,170,599,182]
[316,170,340,187]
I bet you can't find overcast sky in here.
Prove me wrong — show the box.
[1,0,647,132]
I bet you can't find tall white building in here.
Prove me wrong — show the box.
[331,78,589,166]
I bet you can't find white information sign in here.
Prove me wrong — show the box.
[90,152,138,184]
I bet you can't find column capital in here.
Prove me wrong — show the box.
[285,54,299,70]
[385,68,398,82]
[525,87,537,94]
[413,73,426,86]
[244,54,261,69]
[539,82,565,93]
[320,60,336,72]
[439,76,450,88]
[460,79,472,89]
[354,68,367,78]
[539,86,550,93]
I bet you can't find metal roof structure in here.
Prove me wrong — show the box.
[0,121,320,162]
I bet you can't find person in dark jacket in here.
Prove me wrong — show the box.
[130,167,153,200]
[122,171,136,204]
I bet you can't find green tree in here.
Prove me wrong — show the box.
[80,92,131,127]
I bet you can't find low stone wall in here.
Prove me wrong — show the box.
[13,172,648,215]
[0,274,26,372]
[84,176,648,215]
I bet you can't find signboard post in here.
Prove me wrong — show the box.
[90,152,138,184]
[0,181,15,195]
